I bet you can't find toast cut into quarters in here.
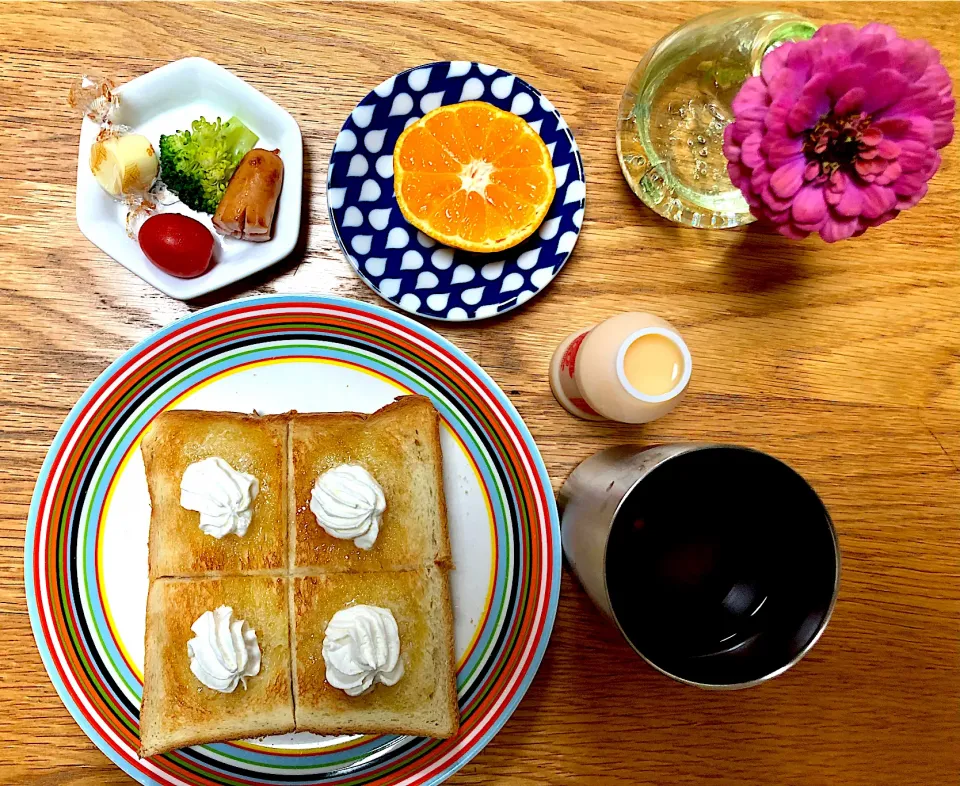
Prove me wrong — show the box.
[138,396,458,757]
[139,576,294,757]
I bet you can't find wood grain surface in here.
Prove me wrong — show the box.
[1,2,958,784]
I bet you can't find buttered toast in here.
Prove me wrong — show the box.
[143,411,289,579]
[139,396,459,755]
[291,396,451,572]
[292,567,458,738]
[139,576,295,757]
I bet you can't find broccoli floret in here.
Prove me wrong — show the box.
[159,116,258,213]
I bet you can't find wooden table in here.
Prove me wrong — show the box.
[2,2,958,783]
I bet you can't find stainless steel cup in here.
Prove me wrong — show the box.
[559,443,840,688]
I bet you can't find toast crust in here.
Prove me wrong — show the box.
[143,411,289,579]
[139,576,294,757]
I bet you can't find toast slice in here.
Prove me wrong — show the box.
[143,410,289,578]
[292,567,458,738]
[139,575,295,757]
[291,396,451,573]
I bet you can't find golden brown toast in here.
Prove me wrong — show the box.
[142,410,289,578]
[139,397,459,753]
[291,396,451,573]
[139,576,295,757]
[292,567,458,738]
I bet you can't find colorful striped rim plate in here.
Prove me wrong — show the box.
[26,295,560,785]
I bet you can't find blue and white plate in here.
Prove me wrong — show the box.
[327,62,586,322]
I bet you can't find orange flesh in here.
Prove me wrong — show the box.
[393,101,556,253]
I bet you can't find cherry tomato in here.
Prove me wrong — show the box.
[139,213,215,278]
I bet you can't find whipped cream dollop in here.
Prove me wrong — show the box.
[310,464,386,550]
[322,605,404,696]
[187,606,261,693]
[180,457,259,539]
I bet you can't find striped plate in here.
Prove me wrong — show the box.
[26,295,560,785]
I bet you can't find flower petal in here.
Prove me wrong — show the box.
[776,222,811,240]
[731,77,769,116]
[855,158,886,179]
[820,216,862,242]
[769,159,806,199]
[860,184,897,219]
[751,165,772,193]
[784,44,814,83]
[728,118,757,146]
[860,22,897,42]
[735,102,770,127]
[760,43,793,83]
[828,64,870,99]
[875,161,902,186]
[761,185,794,213]
[834,87,867,116]
[765,136,804,169]
[888,89,941,119]
[786,100,821,135]
[905,116,935,146]
[932,119,955,150]
[766,209,792,225]
[892,170,929,195]
[896,139,929,172]
[860,48,893,74]
[834,182,864,217]
[921,153,940,180]
[722,124,742,165]
[793,72,832,119]
[768,66,804,103]
[896,182,928,209]
[727,161,750,195]
[872,117,912,138]
[740,132,764,169]
[792,186,828,225]
[861,70,908,113]
[866,210,898,229]
[861,126,883,146]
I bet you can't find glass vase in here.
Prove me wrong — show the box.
[616,9,817,229]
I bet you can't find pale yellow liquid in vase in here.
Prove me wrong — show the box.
[622,333,685,397]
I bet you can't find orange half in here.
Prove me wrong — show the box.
[393,101,557,253]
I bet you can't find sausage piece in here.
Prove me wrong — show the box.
[213,148,284,242]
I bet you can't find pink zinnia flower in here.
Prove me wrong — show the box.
[723,23,955,242]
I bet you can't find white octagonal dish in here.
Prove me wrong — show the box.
[75,58,303,300]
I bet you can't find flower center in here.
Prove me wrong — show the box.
[804,112,872,174]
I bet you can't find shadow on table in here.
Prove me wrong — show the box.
[466,561,841,780]
[615,166,817,295]
[718,222,817,294]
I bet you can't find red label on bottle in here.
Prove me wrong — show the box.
[560,330,590,378]
[569,396,600,417]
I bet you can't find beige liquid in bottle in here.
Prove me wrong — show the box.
[621,332,686,397]
[549,312,692,424]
